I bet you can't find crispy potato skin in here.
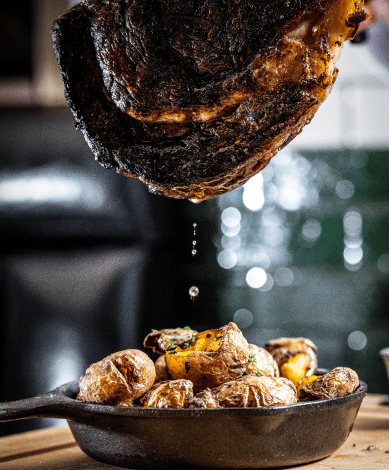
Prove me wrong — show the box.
[77,349,156,406]
[166,322,249,392]
[212,375,298,407]
[143,328,196,354]
[299,367,359,401]
[140,379,193,408]
[187,388,221,409]
[246,344,279,377]
[155,354,173,382]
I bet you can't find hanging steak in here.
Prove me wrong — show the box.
[52,0,366,201]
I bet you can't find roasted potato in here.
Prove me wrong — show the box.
[265,337,317,387]
[143,327,197,354]
[154,354,173,382]
[187,388,221,409]
[246,344,279,377]
[140,379,193,408]
[297,374,319,392]
[212,375,298,407]
[166,322,249,391]
[299,367,359,401]
[77,349,155,406]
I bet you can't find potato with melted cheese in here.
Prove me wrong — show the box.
[77,349,156,406]
[166,322,249,392]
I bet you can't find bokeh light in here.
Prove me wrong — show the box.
[348,331,367,351]
[336,180,355,199]
[274,267,294,286]
[377,254,389,273]
[246,267,267,288]
[217,249,238,269]
[233,309,254,329]
[302,219,322,243]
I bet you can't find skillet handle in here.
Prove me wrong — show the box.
[0,382,79,422]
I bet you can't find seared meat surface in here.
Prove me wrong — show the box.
[52,0,366,201]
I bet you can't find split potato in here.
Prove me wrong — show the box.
[77,349,156,406]
[143,327,197,354]
[265,337,317,387]
[165,322,249,391]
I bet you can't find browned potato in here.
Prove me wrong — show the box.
[155,355,173,382]
[265,337,317,387]
[246,344,279,377]
[297,374,319,392]
[187,388,221,409]
[299,367,359,401]
[143,327,197,354]
[166,322,249,392]
[140,379,193,408]
[77,349,155,406]
[212,375,298,407]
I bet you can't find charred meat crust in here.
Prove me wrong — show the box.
[52,0,364,200]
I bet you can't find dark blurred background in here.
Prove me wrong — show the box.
[0,0,389,437]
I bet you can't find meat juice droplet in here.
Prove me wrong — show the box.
[192,223,197,257]
[189,286,199,299]
[190,222,199,300]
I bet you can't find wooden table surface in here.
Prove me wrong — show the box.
[0,394,388,470]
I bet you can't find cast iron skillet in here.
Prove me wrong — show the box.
[0,375,367,469]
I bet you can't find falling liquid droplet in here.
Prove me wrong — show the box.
[190,198,202,204]
[192,240,197,246]
[193,223,197,228]
[192,249,197,256]
[189,286,199,300]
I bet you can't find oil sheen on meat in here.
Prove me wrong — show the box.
[52,0,366,201]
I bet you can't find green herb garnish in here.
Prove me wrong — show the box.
[151,329,157,332]
[248,354,256,362]
[184,326,191,330]
[256,372,264,376]
[166,340,174,349]
[193,330,198,334]
[249,345,253,349]
[191,336,196,342]
[184,342,190,348]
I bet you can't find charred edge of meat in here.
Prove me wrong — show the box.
[52,0,363,200]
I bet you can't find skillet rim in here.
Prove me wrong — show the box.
[58,378,367,418]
